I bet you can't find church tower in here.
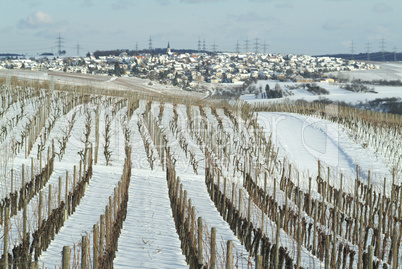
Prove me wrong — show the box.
[167,42,171,55]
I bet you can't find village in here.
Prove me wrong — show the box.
[0,46,380,92]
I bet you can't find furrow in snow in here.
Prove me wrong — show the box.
[114,109,187,268]
[38,165,123,267]
[113,170,188,269]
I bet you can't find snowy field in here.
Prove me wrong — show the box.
[0,69,207,99]
[330,62,402,81]
[256,112,393,190]
[241,80,402,105]
[241,62,402,106]
[0,69,400,268]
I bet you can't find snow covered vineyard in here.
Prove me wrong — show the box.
[0,77,401,268]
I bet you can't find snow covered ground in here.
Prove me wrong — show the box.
[330,62,402,81]
[1,70,400,268]
[242,80,402,106]
[114,171,188,269]
[114,112,187,269]
[0,69,207,99]
[241,63,402,106]
[257,112,392,192]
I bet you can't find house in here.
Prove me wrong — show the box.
[209,76,220,84]
[295,75,313,83]
[133,56,146,64]
[319,78,335,83]
[240,73,250,80]
[276,73,287,81]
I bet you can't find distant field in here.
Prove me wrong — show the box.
[329,62,402,82]
[242,64,402,114]
[0,69,206,98]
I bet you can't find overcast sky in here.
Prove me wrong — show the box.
[1,0,401,56]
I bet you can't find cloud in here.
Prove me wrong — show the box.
[18,11,55,29]
[372,3,392,13]
[322,20,355,31]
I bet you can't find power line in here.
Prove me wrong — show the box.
[149,36,153,54]
[254,38,259,54]
[76,42,85,56]
[211,40,217,53]
[349,40,355,60]
[198,37,201,53]
[394,46,397,62]
[381,38,386,61]
[202,39,206,52]
[366,42,370,61]
[55,33,64,56]
[235,40,240,54]
[263,40,268,54]
[244,38,249,53]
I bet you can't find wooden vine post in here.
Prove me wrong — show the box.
[238,189,242,236]
[368,245,373,269]
[81,235,88,269]
[100,214,105,258]
[332,204,338,268]
[308,177,312,215]
[325,234,330,269]
[58,176,62,207]
[297,188,302,268]
[358,213,364,269]
[38,191,43,229]
[274,212,281,269]
[284,171,289,232]
[392,227,399,269]
[65,171,69,220]
[48,184,52,214]
[23,197,27,238]
[255,255,262,269]
[198,217,203,266]
[93,223,99,269]
[211,227,216,269]
[73,165,76,189]
[313,199,318,255]
[226,240,233,269]
[3,207,9,269]
[62,246,70,269]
